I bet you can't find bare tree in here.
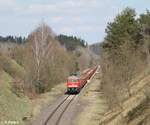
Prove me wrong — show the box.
[26,22,55,93]
[24,22,77,94]
[31,23,52,81]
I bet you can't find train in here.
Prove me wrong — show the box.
[66,66,98,93]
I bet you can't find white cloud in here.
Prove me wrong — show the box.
[0,0,16,11]
[77,0,99,7]
[14,4,58,15]
[60,26,73,34]
[79,26,94,31]
[72,17,82,23]
[29,4,57,12]
[78,25,102,32]
[51,16,63,23]
[12,0,100,15]
[0,0,15,6]
[57,0,99,8]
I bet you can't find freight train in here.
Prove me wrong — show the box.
[66,66,97,93]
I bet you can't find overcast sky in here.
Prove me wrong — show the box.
[0,0,149,44]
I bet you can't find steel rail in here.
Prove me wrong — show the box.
[55,95,76,125]
[43,95,70,125]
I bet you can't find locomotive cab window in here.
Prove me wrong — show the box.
[68,79,78,83]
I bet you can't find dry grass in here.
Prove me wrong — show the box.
[99,73,150,125]
[0,55,25,79]
[74,73,108,125]
[0,70,31,125]
[0,55,66,125]
[0,68,66,125]
[27,82,66,123]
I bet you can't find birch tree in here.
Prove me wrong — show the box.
[27,22,55,93]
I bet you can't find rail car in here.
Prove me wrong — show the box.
[66,66,97,93]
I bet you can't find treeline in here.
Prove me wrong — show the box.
[0,36,26,44]
[100,8,150,108]
[0,34,87,51]
[56,34,87,51]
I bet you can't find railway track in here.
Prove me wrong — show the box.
[32,94,77,125]
[45,94,76,125]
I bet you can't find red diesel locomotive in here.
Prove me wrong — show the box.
[66,66,97,93]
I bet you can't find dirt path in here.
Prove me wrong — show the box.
[74,72,108,125]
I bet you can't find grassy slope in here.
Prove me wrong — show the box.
[99,70,150,125]
[0,55,26,79]
[0,55,67,125]
[0,56,31,125]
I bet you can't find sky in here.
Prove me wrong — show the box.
[0,0,149,44]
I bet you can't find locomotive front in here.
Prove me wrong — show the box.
[66,76,80,93]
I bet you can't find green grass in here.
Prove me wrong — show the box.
[0,67,31,125]
[0,55,26,79]
[0,55,67,125]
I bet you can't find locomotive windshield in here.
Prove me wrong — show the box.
[68,79,78,83]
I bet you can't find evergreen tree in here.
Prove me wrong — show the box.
[104,7,141,48]
[139,10,150,35]
[57,34,87,51]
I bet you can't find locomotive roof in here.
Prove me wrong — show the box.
[68,75,79,79]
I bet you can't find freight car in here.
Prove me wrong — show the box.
[66,66,97,93]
